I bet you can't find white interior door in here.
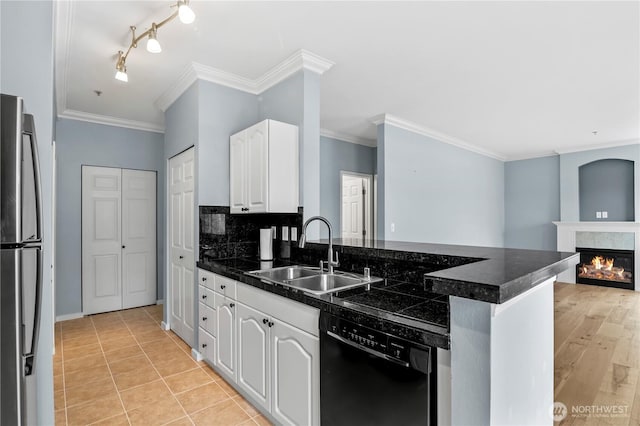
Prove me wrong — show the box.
[169,148,196,346]
[341,176,364,239]
[122,169,157,309]
[82,166,122,315]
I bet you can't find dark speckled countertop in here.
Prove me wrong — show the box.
[306,238,580,304]
[196,257,451,349]
[197,239,577,350]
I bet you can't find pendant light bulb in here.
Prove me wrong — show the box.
[178,1,195,24]
[146,25,162,53]
[115,52,128,82]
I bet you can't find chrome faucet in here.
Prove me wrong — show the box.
[299,216,340,274]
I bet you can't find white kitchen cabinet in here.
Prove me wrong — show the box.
[196,269,319,425]
[237,302,271,412]
[271,319,319,426]
[215,294,236,382]
[230,119,299,214]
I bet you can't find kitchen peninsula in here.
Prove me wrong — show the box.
[198,232,578,425]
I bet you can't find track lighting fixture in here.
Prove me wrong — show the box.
[113,0,195,82]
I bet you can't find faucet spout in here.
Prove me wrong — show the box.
[299,216,340,274]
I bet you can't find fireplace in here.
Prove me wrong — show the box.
[576,247,634,290]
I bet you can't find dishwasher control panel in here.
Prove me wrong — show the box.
[324,315,412,363]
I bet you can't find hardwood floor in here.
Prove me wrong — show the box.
[554,282,640,425]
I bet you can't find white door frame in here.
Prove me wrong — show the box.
[339,171,373,240]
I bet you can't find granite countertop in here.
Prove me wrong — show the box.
[306,238,580,304]
[196,257,451,349]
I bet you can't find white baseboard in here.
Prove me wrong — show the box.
[55,312,84,322]
[191,348,203,362]
[156,299,164,305]
[160,321,170,331]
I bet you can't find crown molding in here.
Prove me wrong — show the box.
[54,0,74,116]
[154,64,199,112]
[320,128,376,147]
[254,49,334,93]
[504,151,559,162]
[371,114,506,161]
[58,109,164,134]
[156,49,335,112]
[553,139,640,155]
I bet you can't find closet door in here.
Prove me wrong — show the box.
[122,169,157,309]
[82,166,122,315]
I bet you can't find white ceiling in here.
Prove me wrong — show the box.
[56,1,639,160]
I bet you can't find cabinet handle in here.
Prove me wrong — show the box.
[268,321,274,327]
[220,284,226,290]
[122,245,125,249]
[202,277,207,282]
[202,295,207,300]
[202,343,207,348]
[241,207,249,212]
[230,303,235,308]
[202,317,207,321]
[179,255,184,259]
[262,318,268,324]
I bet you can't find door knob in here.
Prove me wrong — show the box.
[220,284,226,290]
[263,318,268,324]
[202,317,207,321]
[268,321,274,327]
[179,255,184,259]
[202,343,207,348]
[202,277,207,282]
[230,303,235,308]
[122,245,125,249]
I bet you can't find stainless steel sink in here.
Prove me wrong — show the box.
[245,265,380,295]
[248,265,321,282]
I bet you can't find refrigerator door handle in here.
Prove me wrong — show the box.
[22,115,42,243]
[23,246,41,377]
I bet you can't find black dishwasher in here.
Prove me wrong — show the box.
[320,312,436,426]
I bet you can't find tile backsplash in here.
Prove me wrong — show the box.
[199,206,303,261]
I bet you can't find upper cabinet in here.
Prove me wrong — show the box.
[230,119,299,214]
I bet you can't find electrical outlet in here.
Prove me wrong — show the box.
[391,223,395,232]
[596,212,602,219]
[291,227,298,241]
[282,226,289,241]
[602,211,608,218]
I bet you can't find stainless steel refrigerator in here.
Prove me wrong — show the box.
[1,94,43,425]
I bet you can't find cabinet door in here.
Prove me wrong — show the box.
[230,130,247,213]
[237,302,270,411]
[215,296,236,382]
[271,320,320,426]
[246,121,269,213]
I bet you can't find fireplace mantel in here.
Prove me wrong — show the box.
[554,221,640,290]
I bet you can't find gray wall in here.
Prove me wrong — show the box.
[560,144,640,221]
[1,1,55,423]
[258,70,322,237]
[319,136,376,238]
[579,159,634,221]
[378,124,505,247]
[199,80,259,205]
[55,118,165,316]
[504,155,560,250]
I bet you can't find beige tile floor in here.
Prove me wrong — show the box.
[54,305,272,426]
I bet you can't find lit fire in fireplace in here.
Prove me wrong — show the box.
[578,255,632,283]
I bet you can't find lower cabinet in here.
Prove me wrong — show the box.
[215,294,237,382]
[237,302,271,412]
[197,268,320,426]
[270,319,319,426]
